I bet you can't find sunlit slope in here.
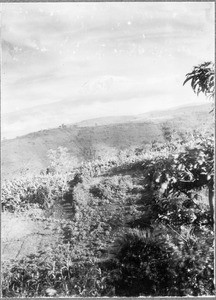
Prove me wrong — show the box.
[2,104,213,179]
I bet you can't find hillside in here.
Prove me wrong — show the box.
[1,103,213,179]
[2,133,214,297]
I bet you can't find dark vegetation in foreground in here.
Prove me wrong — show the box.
[2,131,214,297]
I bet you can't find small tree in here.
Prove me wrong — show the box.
[183,62,214,224]
[47,147,78,174]
[141,135,214,226]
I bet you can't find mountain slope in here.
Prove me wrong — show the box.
[2,104,213,179]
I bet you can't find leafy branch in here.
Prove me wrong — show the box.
[183,61,215,100]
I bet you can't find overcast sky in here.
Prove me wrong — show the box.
[1,2,215,138]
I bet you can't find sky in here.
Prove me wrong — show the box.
[1,2,215,139]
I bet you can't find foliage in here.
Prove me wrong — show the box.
[140,134,214,225]
[47,146,78,174]
[183,61,215,100]
[108,226,214,296]
[108,229,177,296]
[1,173,71,212]
[2,131,215,297]
[2,246,114,297]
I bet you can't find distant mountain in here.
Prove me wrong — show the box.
[74,103,212,127]
[74,115,137,127]
[1,75,136,139]
[2,103,213,179]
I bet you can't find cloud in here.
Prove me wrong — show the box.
[1,2,214,137]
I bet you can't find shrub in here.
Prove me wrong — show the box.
[108,229,177,296]
[106,227,214,296]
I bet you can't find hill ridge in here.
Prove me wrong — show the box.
[2,103,213,179]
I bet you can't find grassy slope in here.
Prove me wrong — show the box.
[2,104,213,179]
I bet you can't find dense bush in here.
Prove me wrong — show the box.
[106,227,214,296]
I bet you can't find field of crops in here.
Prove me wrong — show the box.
[1,135,215,297]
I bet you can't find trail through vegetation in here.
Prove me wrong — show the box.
[2,61,215,297]
[2,132,214,297]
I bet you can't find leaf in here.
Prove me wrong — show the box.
[183,75,195,86]
[207,174,211,180]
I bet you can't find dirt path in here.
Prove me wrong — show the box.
[2,210,60,261]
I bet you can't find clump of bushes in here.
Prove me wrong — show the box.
[1,174,73,212]
[103,227,214,296]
